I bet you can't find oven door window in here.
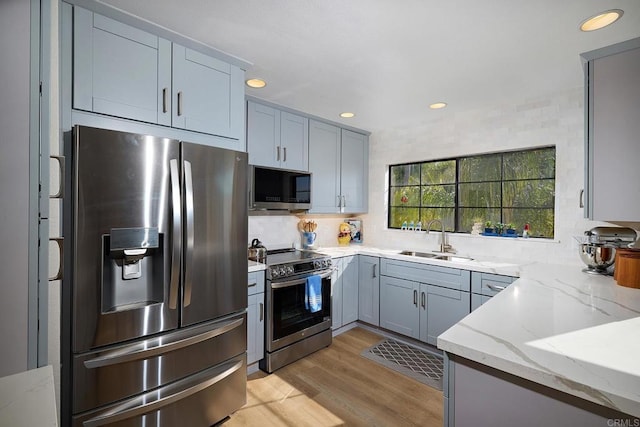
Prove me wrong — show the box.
[271,278,330,341]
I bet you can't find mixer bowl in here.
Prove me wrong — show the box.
[579,243,616,271]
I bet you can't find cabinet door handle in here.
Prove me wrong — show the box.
[162,88,168,113]
[259,302,264,321]
[342,195,346,208]
[177,91,183,116]
[579,189,584,208]
[421,292,426,309]
[277,146,281,161]
[413,289,418,306]
[372,264,377,278]
[337,196,342,208]
[283,147,287,162]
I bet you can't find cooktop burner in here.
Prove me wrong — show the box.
[265,249,332,280]
[266,249,328,266]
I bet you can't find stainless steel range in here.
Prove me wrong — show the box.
[260,249,333,373]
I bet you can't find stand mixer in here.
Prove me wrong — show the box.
[578,227,637,275]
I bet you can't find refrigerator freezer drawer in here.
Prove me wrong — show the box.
[73,354,247,427]
[72,312,246,414]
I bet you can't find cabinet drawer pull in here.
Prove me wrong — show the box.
[248,282,257,288]
[486,284,506,292]
[162,88,168,113]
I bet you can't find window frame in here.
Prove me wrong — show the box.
[387,146,556,238]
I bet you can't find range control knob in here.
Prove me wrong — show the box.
[313,260,322,269]
[270,268,279,278]
[286,266,294,275]
[278,267,287,277]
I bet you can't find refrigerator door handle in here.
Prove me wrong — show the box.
[183,160,195,307]
[83,317,244,369]
[169,159,181,310]
[82,357,244,427]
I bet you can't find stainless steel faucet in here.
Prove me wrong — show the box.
[425,219,454,253]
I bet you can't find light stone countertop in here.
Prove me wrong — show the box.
[248,260,266,273]
[315,245,522,277]
[0,365,58,426]
[438,262,640,418]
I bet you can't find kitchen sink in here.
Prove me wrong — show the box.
[398,250,441,258]
[399,250,474,262]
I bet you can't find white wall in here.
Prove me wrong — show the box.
[362,87,610,266]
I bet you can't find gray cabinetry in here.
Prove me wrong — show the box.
[470,272,516,311]
[172,45,244,140]
[72,6,244,143]
[342,256,359,325]
[331,258,343,330]
[358,256,380,326]
[380,276,419,338]
[379,258,471,346]
[582,38,640,221]
[247,271,265,366]
[246,100,308,171]
[309,120,369,214]
[73,8,171,126]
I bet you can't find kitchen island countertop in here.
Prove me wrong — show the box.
[438,261,640,418]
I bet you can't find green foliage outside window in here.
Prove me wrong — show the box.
[388,147,555,238]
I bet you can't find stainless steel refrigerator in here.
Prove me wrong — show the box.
[61,125,248,426]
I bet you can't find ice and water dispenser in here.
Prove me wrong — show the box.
[102,227,164,313]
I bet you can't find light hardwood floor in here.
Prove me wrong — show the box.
[225,327,443,426]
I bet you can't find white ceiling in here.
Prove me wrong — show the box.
[100,0,640,133]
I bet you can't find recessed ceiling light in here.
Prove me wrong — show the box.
[580,9,623,32]
[429,102,447,110]
[340,112,355,118]
[245,78,266,88]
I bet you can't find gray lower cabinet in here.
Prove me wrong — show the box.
[471,271,516,311]
[445,354,633,427]
[308,120,369,214]
[72,5,244,143]
[358,255,380,326]
[582,38,640,221]
[333,255,360,330]
[380,276,420,338]
[247,100,309,171]
[247,272,265,366]
[342,256,359,325]
[379,258,471,346]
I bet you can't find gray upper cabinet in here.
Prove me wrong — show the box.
[246,100,308,171]
[583,38,640,221]
[172,45,244,140]
[309,120,369,213]
[73,6,244,142]
[73,8,171,126]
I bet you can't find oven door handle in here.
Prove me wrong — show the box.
[270,269,334,289]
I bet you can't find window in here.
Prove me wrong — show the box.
[388,147,555,238]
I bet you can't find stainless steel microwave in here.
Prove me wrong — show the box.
[249,166,311,211]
